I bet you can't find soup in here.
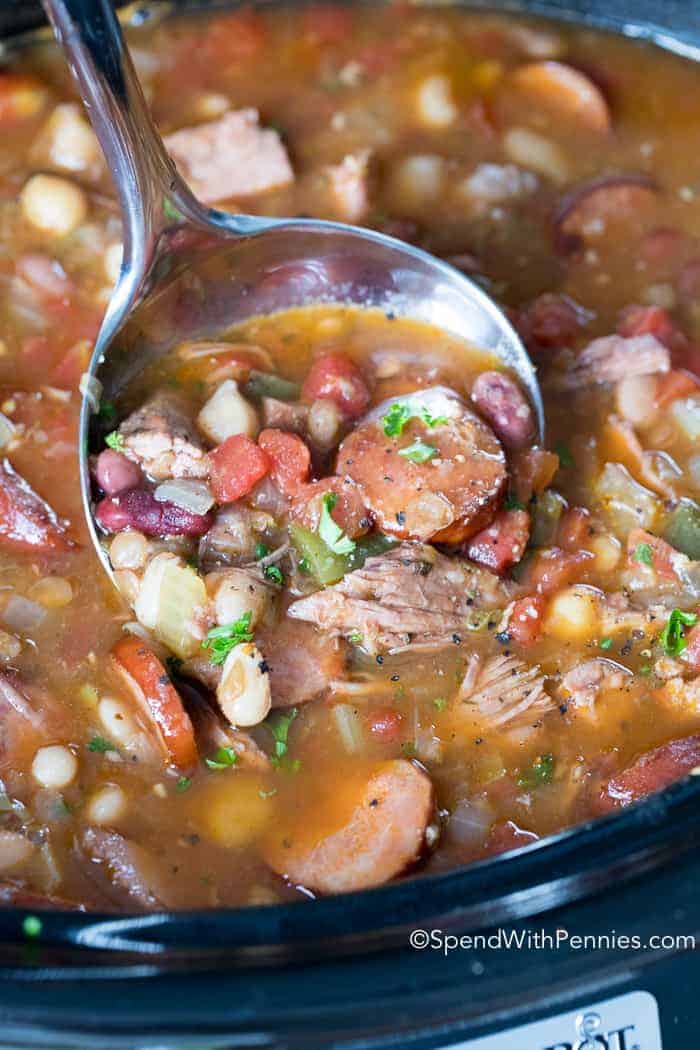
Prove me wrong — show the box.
[0,4,699,910]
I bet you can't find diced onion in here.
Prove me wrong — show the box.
[0,413,15,449]
[331,703,364,753]
[154,479,215,515]
[134,552,209,659]
[594,462,660,534]
[446,798,494,849]
[2,595,46,632]
[671,395,700,441]
[79,372,102,414]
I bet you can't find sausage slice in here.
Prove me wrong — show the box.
[336,386,506,543]
[262,759,434,893]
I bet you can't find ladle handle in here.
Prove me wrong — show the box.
[40,0,208,277]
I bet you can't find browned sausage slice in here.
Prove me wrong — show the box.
[262,759,434,893]
[336,387,506,543]
[597,734,700,813]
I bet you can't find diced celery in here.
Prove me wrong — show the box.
[594,463,661,536]
[664,499,700,560]
[530,489,566,547]
[289,524,349,585]
[244,370,301,403]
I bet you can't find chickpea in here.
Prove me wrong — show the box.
[30,576,73,608]
[544,586,600,642]
[217,643,272,727]
[20,174,88,238]
[103,242,123,284]
[415,74,457,128]
[208,569,271,630]
[32,744,78,789]
[110,530,150,571]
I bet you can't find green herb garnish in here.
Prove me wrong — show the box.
[433,697,448,711]
[104,430,125,452]
[599,637,614,651]
[176,776,192,792]
[349,630,364,646]
[634,542,654,567]
[204,746,239,771]
[517,752,555,789]
[202,612,254,666]
[319,491,356,555]
[504,496,526,511]
[298,556,311,574]
[659,608,699,657]
[381,401,449,438]
[255,542,269,560]
[98,400,117,423]
[264,564,284,585]
[555,442,573,468]
[398,439,438,464]
[87,735,115,754]
[267,708,298,767]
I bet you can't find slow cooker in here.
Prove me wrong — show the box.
[1,1,700,1047]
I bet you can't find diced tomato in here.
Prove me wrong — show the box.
[654,369,700,408]
[367,707,403,743]
[289,476,370,539]
[208,434,271,504]
[200,8,267,64]
[556,506,592,550]
[258,428,311,496]
[683,623,700,673]
[301,352,370,421]
[626,528,678,580]
[505,594,547,646]
[510,448,560,504]
[51,339,92,390]
[111,636,198,770]
[466,509,530,575]
[0,458,74,554]
[482,820,539,858]
[617,304,689,356]
[520,547,592,595]
[302,4,354,43]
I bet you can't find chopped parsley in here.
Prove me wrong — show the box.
[504,496,526,511]
[104,430,125,452]
[298,556,311,574]
[517,752,555,789]
[659,608,699,657]
[633,542,654,567]
[255,542,269,560]
[433,697,448,711]
[264,564,284,585]
[319,491,356,555]
[176,776,192,792]
[204,746,239,771]
[202,612,254,665]
[599,637,614,651]
[399,439,438,464]
[87,735,116,754]
[349,630,364,646]
[555,442,573,468]
[266,707,298,767]
[381,400,449,438]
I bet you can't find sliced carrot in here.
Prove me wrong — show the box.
[511,61,611,132]
[111,636,198,770]
[655,369,700,408]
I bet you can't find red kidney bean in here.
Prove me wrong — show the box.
[471,371,535,450]
[94,449,143,496]
[95,489,212,537]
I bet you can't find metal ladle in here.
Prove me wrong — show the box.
[41,0,544,576]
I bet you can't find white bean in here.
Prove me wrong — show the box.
[86,783,127,826]
[20,174,87,238]
[217,643,272,727]
[98,696,137,747]
[36,103,104,181]
[110,530,150,570]
[503,128,569,184]
[308,398,342,449]
[104,242,123,284]
[32,744,78,789]
[208,569,270,629]
[30,576,74,608]
[415,74,457,128]
[390,155,446,210]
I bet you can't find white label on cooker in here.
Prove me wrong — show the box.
[448,990,661,1050]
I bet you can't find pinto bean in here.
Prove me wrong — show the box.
[471,371,535,450]
[262,759,434,893]
[95,488,212,537]
[94,449,143,496]
[336,386,506,544]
